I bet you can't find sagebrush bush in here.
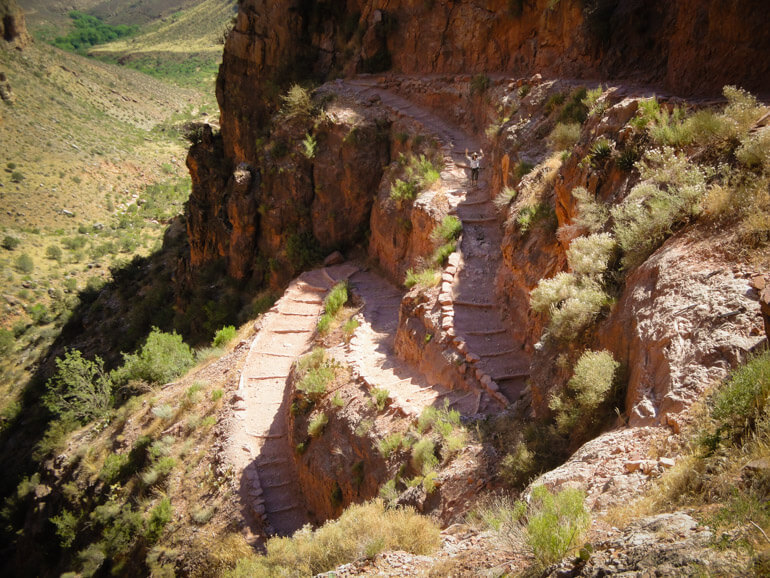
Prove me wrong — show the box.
[212,325,236,348]
[112,328,195,387]
[411,438,438,475]
[547,284,611,341]
[566,233,617,277]
[571,187,609,233]
[44,350,113,424]
[226,500,440,577]
[548,122,581,151]
[612,148,710,270]
[549,349,619,434]
[432,215,462,243]
[526,485,589,567]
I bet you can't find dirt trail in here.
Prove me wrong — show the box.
[226,263,358,537]
[342,79,531,407]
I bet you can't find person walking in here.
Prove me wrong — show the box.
[466,148,484,186]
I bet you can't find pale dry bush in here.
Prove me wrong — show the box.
[226,500,440,577]
[566,233,616,277]
[572,186,609,233]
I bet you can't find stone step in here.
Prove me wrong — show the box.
[466,329,507,336]
[460,216,497,224]
[247,375,287,381]
[271,329,313,334]
[479,348,520,358]
[453,300,495,308]
[252,351,296,358]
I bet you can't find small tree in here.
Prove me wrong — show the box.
[44,350,113,424]
[112,327,195,387]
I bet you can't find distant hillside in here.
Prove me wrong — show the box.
[19,0,202,30]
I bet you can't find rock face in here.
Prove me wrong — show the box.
[600,232,764,428]
[184,94,389,284]
[0,0,28,48]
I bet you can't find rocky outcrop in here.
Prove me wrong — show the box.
[0,0,28,48]
[600,232,765,429]
[184,93,389,284]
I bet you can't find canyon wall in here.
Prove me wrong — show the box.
[0,0,28,47]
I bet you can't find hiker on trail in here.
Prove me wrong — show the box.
[466,148,484,185]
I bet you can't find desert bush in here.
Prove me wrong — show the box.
[51,509,79,548]
[557,87,589,124]
[549,350,619,435]
[10,171,24,182]
[378,433,404,458]
[514,161,535,180]
[516,203,554,234]
[737,128,770,172]
[2,235,20,250]
[212,325,236,348]
[44,350,113,424]
[45,245,63,262]
[432,215,462,244]
[722,85,767,134]
[404,268,440,289]
[470,74,491,95]
[112,328,195,388]
[566,233,617,277]
[342,318,358,341]
[500,442,535,486]
[145,497,172,543]
[582,85,605,117]
[308,412,329,437]
[548,122,581,151]
[317,282,349,334]
[282,84,314,119]
[612,148,710,270]
[547,284,611,341]
[711,351,770,440]
[431,242,456,267]
[0,328,14,355]
[297,363,334,399]
[302,133,317,159]
[390,154,442,206]
[493,186,517,212]
[226,500,440,577]
[411,438,438,475]
[14,253,33,273]
[571,187,609,233]
[371,388,390,411]
[526,485,589,567]
[588,137,613,164]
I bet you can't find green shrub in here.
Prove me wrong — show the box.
[470,74,491,95]
[582,85,605,117]
[342,318,359,341]
[46,245,63,262]
[514,161,534,180]
[99,453,131,484]
[52,11,137,53]
[737,128,770,172]
[308,412,329,437]
[14,253,33,273]
[10,171,24,183]
[544,92,566,115]
[112,328,195,387]
[548,122,581,151]
[516,203,554,234]
[431,215,462,244]
[324,282,348,318]
[404,268,440,289]
[431,242,456,267]
[411,438,438,475]
[557,87,589,124]
[302,133,317,159]
[526,485,589,567]
[298,363,334,398]
[51,509,79,548]
[2,235,20,250]
[378,433,404,458]
[212,325,237,348]
[589,137,613,164]
[145,497,172,543]
[390,154,442,206]
[226,500,440,577]
[28,303,52,325]
[546,284,611,341]
[371,388,390,411]
[612,147,710,270]
[711,351,770,438]
[549,350,619,435]
[44,350,113,424]
[0,328,14,355]
[722,85,766,134]
[500,442,536,486]
[211,389,224,402]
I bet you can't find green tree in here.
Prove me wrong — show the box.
[44,350,113,424]
[112,327,195,387]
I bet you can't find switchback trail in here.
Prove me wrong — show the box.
[342,78,531,407]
